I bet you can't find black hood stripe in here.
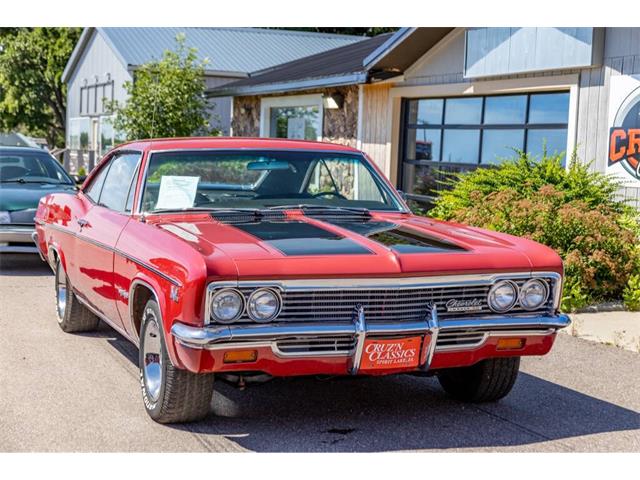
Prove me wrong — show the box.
[233,221,372,256]
[231,217,465,256]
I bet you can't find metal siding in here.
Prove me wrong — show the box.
[66,30,132,143]
[465,27,598,78]
[99,28,362,74]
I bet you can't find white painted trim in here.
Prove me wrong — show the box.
[259,94,324,141]
[390,74,580,99]
[356,84,364,150]
[403,28,465,80]
[566,81,580,164]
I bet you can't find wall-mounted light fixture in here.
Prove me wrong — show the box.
[323,92,344,110]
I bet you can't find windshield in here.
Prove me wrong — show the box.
[0,151,74,185]
[140,150,404,213]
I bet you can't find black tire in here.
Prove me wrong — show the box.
[55,258,100,333]
[139,298,215,424]
[437,357,520,403]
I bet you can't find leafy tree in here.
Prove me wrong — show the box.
[0,27,81,147]
[107,35,215,140]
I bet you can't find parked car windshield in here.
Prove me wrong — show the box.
[0,150,74,185]
[140,150,404,213]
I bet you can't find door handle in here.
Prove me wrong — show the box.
[77,218,90,228]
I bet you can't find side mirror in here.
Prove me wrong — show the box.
[72,174,87,185]
[397,189,408,200]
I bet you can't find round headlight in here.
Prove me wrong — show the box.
[488,280,518,312]
[211,288,244,323]
[519,279,549,310]
[247,288,281,322]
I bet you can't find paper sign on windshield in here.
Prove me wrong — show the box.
[155,176,200,210]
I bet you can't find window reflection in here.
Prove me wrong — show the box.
[444,97,483,124]
[481,129,525,164]
[527,129,568,162]
[484,95,527,124]
[529,93,570,124]
[402,92,570,204]
[442,130,480,163]
[405,128,441,161]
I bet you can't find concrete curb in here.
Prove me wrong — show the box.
[561,311,640,353]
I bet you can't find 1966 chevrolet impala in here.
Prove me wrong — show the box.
[34,137,570,423]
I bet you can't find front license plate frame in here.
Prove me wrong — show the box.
[358,336,423,371]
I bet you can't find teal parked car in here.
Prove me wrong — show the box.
[0,147,76,254]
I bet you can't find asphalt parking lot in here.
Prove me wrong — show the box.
[1,253,638,452]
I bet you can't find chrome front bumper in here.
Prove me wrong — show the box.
[171,309,571,373]
[0,225,37,253]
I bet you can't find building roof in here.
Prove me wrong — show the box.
[62,27,363,82]
[207,33,394,97]
[363,27,454,71]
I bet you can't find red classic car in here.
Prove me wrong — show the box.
[33,137,569,424]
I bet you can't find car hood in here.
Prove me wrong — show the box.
[148,211,562,280]
[0,182,76,212]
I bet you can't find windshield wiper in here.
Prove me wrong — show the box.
[0,178,64,184]
[267,204,370,215]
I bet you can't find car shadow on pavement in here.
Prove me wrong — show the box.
[101,321,639,452]
[170,370,639,452]
[0,253,51,276]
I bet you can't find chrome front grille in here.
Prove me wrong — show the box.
[231,277,556,324]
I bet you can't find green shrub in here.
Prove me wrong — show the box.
[623,274,640,311]
[430,151,640,312]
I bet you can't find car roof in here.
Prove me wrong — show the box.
[114,137,362,154]
[0,146,51,154]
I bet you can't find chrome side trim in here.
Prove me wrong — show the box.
[44,222,181,286]
[128,279,162,345]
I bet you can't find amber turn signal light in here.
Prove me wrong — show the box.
[496,338,525,350]
[223,350,258,363]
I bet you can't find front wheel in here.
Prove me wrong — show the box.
[437,357,520,402]
[139,298,215,423]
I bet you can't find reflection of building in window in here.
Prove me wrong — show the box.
[269,106,320,140]
[401,92,570,203]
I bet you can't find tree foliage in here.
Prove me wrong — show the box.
[106,35,215,140]
[430,151,640,311]
[0,27,81,147]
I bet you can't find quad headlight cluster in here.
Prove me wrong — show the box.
[487,279,549,313]
[209,287,281,324]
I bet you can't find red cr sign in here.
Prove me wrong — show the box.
[609,128,640,168]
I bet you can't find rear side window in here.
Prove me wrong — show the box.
[84,163,110,202]
[98,153,141,212]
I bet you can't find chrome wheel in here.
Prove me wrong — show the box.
[142,310,163,403]
[55,261,67,322]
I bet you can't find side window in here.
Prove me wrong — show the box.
[124,164,140,212]
[84,162,111,203]
[98,153,141,212]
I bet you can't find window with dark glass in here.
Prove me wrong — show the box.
[400,92,570,203]
[97,153,141,212]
